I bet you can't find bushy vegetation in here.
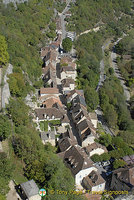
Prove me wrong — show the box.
[115,29,134,87]
[62,37,73,52]
[91,134,134,169]
[0,0,53,84]
[69,0,133,33]
[75,31,104,110]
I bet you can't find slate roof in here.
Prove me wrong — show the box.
[41,131,55,141]
[84,143,107,155]
[112,166,134,187]
[20,180,39,198]
[123,155,134,165]
[59,145,93,176]
[82,170,105,189]
[73,94,87,108]
[61,78,75,87]
[35,107,63,120]
[58,137,75,152]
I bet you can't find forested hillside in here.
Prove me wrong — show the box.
[0,0,53,85]
[69,0,133,33]
[0,1,84,200]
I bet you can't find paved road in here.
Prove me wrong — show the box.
[96,40,111,92]
[111,38,130,102]
[60,0,72,40]
[0,68,2,110]
[95,40,115,136]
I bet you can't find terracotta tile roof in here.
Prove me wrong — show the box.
[60,57,73,64]
[43,97,63,108]
[62,66,75,72]
[40,47,50,57]
[40,87,59,95]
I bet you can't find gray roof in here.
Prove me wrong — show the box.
[73,95,87,108]
[41,131,55,141]
[20,179,39,198]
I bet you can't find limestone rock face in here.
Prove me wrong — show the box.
[3,0,28,7]
[2,63,13,108]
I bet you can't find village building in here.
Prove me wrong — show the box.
[41,130,56,146]
[20,180,41,200]
[60,65,77,80]
[58,145,98,190]
[41,96,63,108]
[61,78,75,93]
[123,155,134,165]
[42,63,57,87]
[110,166,134,192]
[66,89,84,103]
[89,112,98,129]
[40,87,59,97]
[83,143,107,157]
[82,170,106,192]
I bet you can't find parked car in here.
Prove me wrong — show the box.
[106,171,112,176]
[102,161,110,167]
[103,165,111,171]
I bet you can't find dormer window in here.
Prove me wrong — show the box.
[68,156,73,161]
[52,115,55,119]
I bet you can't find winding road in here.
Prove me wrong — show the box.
[95,40,115,136]
[111,38,130,102]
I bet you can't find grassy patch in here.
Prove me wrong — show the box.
[7,140,27,185]
[40,121,48,131]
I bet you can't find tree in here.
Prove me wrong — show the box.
[0,194,6,200]
[109,67,114,75]
[104,105,118,128]
[90,154,102,162]
[8,72,27,97]
[112,136,125,148]
[113,159,126,169]
[85,87,99,110]
[0,35,9,65]
[62,38,72,52]
[0,115,11,140]
[100,153,110,161]
[99,134,112,147]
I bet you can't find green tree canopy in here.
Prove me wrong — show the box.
[0,35,9,65]
[0,115,11,141]
[113,159,126,169]
[62,37,72,52]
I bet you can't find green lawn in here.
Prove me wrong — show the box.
[39,120,61,132]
